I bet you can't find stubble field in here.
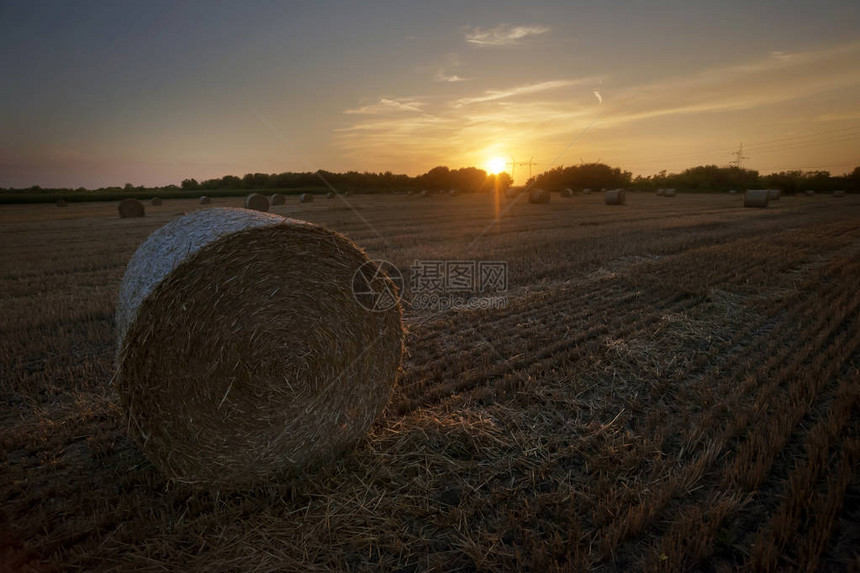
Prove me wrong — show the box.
[1,191,858,572]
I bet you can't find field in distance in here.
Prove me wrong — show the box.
[1,191,858,571]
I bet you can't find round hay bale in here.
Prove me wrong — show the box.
[663,188,676,197]
[244,193,270,212]
[744,189,770,208]
[833,190,845,198]
[56,199,68,207]
[299,193,314,203]
[448,189,458,196]
[199,196,211,205]
[418,190,428,197]
[326,191,335,199]
[116,208,404,487]
[118,198,145,218]
[504,188,519,199]
[729,189,737,195]
[656,189,664,196]
[528,188,551,204]
[767,189,781,201]
[804,189,815,197]
[605,189,626,205]
[151,197,163,206]
[560,188,573,198]
[582,188,591,195]
[270,193,286,206]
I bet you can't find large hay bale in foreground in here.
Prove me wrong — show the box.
[116,208,404,487]
[767,189,781,201]
[270,193,286,206]
[663,188,677,197]
[529,188,551,204]
[833,190,845,198]
[244,193,270,212]
[56,199,68,207]
[605,189,626,205]
[744,190,769,208]
[118,199,145,218]
[199,196,211,205]
[151,197,163,206]
[299,193,313,203]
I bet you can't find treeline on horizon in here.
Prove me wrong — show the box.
[2,163,859,198]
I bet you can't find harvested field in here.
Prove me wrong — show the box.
[1,192,859,572]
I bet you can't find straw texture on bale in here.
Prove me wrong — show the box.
[528,188,551,204]
[151,197,163,206]
[116,208,404,487]
[199,196,211,205]
[804,190,815,197]
[744,190,770,208]
[270,193,286,206]
[605,189,626,205]
[244,193,270,212]
[300,193,314,203]
[663,188,677,197]
[118,198,145,218]
[56,199,68,207]
[560,188,573,198]
[833,190,845,197]
[767,189,781,201]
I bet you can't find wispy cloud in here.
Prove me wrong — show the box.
[464,24,549,46]
[455,79,585,106]
[435,69,468,82]
[345,97,428,115]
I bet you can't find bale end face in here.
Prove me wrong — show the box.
[766,189,781,201]
[299,193,314,203]
[244,193,270,212]
[116,208,404,488]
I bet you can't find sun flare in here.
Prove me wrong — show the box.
[487,157,507,174]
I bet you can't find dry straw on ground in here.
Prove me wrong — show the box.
[270,193,286,206]
[118,198,145,218]
[605,189,626,205]
[300,193,314,203]
[199,196,211,205]
[744,190,770,208]
[244,193,270,212]
[529,188,551,204]
[767,189,781,201]
[115,208,404,488]
[151,197,163,206]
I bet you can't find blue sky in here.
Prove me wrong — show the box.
[1,0,859,187]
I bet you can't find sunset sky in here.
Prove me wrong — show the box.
[1,0,859,188]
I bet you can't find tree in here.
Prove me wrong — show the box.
[181,178,199,190]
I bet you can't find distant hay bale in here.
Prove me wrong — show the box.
[407,190,414,196]
[656,189,664,196]
[729,190,737,194]
[582,189,591,195]
[833,190,845,197]
[604,189,626,205]
[300,193,314,203]
[804,190,815,197]
[448,189,458,196]
[419,190,428,197]
[199,196,211,205]
[560,188,573,198]
[151,197,163,206]
[744,189,770,208]
[270,193,286,206]
[115,208,404,487]
[528,188,551,204]
[505,188,519,199]
[118,198,145,219]
[327,191,335,199]
[56,199,68,207]
[767,189,781,201]
[664,188,677,197]
[244,193,270,212]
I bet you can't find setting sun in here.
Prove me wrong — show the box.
[487,157,507,174]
